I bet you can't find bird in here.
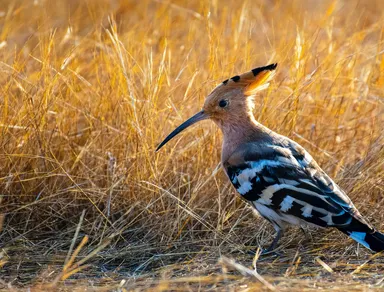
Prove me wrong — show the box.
[156,63,384,253]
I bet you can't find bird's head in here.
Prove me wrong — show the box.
[156,63,277,152]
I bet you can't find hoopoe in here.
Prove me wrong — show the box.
[156,64,384,253]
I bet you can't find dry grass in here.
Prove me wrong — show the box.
[0,0,384,290]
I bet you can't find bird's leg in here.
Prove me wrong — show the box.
[262,229,283,255]
[300,227,312,244]
[300,227,307,237]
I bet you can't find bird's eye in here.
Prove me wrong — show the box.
[219,99,228,108]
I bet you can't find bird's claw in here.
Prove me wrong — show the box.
[247,248,282,257]
[261,248,282,257]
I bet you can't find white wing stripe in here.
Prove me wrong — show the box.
[278,178,299,186]
[237,181,253,195]
[301,204,313,218]
[257,184,331,205]
[280,196,294,211]
[255,184,344,218]
[233,158,304,193]
[321,213,334,225]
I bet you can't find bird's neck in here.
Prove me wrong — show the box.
[219,114,274,163]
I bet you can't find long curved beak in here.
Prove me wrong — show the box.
[156,110,208,152]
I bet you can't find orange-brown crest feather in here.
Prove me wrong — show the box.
[220,63,277,95]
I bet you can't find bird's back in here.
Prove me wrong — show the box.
[223,133,373,233]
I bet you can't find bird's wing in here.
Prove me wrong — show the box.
[223,142,371,229]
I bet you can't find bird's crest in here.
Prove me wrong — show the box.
[220,63,277,96]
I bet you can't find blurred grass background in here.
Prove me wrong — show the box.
[0,0,383,290]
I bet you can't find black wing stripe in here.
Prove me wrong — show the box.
[265,186,341,213]
[241,175,277,201]
[266,166,308,181]
[296,180,323,194]
[281,200,352,227]
[288,201,328,227]
[332,211,353,226]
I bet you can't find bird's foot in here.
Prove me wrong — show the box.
[248,229,284,257]
[247,247,282,257]
[261,247,283,257]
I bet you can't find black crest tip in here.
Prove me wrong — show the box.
[251,63,278,76]
[230,75,240,82]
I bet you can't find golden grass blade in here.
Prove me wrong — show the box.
[220,256,276,291]
[315,257,334,273]
[351,251,383,275]
[61,264,91,281]
[64,209,86,266]
[63,235,89,273]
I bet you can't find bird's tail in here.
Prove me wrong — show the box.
[338,218,384,252]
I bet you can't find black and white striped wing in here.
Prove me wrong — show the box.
[224,143,368,229]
